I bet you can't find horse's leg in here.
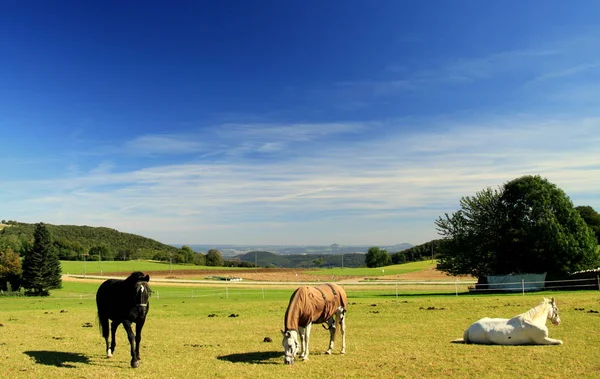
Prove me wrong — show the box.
[325,316,336,355]
[528,324,563,345]
[539,337,563,345]
[100,316,111,358]
[339,308,347,354]
[302,323,312,361]
[298,326,306,359]
[134,319,145,362]
[109,321,120,358]
[122,320,139,368]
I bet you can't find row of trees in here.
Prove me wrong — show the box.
[435,175,599,280]
[364,241,443,268]
[0,222,246,267]
[0,223,62,296]
[0,222,251,295]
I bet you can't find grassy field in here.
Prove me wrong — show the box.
[60,260,252,276]
[307,261,437,278]
[2,278,600,378]
[60,260,439,280]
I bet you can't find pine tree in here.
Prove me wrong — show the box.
[22,222,62,296]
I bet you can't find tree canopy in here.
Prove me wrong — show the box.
[365,247,391,268]
[436,175,599,279]
[0,247,22,291]
[576,205,600,243]
[435,187,503,278]
[206,249,224,267]
[21,223,62,296]
[0,222,179,261]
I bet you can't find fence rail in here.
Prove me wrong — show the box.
[14,275,598,300]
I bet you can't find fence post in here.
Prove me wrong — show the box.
[262,287,265,299]
[191,290,194,298]
[455,279,458,297]
[226,287,229,299]
[597,276,599,291]
[522,279,525,296]
[156,291,159,300]
[395,283,398,299]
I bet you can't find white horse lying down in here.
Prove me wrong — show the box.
[459,297,562,345]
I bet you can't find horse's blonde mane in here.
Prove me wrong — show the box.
[519,298,550,322]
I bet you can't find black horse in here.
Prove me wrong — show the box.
[96,271,150,368]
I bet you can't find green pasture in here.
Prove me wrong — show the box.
[2,279,600,378]
[59,259,439,280]
[309,260,437,278]
[60,260,251,276]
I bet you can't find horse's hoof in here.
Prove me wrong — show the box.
[302,357,309,361]
[325,350,332,355]
[131,360,140,368]
[341,350,346,355]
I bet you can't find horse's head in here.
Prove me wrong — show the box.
[547,297,560,325]
[128,271,150,283]
[281,329,299,365]
[134,281,151,310]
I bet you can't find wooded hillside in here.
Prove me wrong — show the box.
[238,250,367,268]
[0,221,179,260]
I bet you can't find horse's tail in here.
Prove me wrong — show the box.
[450,329,469,344]
[97,311,109,337]
[462,328,470,343]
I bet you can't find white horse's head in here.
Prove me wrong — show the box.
[547,297,561,325]
[281,329,299,365]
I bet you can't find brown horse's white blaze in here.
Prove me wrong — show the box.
[281,283,347,364]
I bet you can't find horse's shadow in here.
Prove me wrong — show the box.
[24,350,91,368]
[217,350,282,365]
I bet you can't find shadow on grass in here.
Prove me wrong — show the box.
[24,350,91,368]
[217,350,282,365]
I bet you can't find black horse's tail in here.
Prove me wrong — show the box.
[97,310,109,337]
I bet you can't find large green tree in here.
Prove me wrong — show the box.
[21,223,62,296]
[576,205,600,243]
[435,187,503,278]
[436,176,599,279]
[180,245,195,263]
[0,247,22,291]
[205,249,224,267]
[365,247,391,268]
[496,176,598,277]
[193,252,206,266]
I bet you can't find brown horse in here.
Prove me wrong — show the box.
[281,283,347,364]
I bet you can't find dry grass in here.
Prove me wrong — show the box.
[2,281,600,378]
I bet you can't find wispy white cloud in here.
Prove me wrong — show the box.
[327,30,600,102]
[125,134,204,155]
[5,113,599,245]
[528,62,600,83]
[315,48,563,102]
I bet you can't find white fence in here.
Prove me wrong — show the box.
[46,275,600,300]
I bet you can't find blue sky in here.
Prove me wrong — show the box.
[1,1,599,246]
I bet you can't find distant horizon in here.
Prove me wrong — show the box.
[170,242,414,248]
